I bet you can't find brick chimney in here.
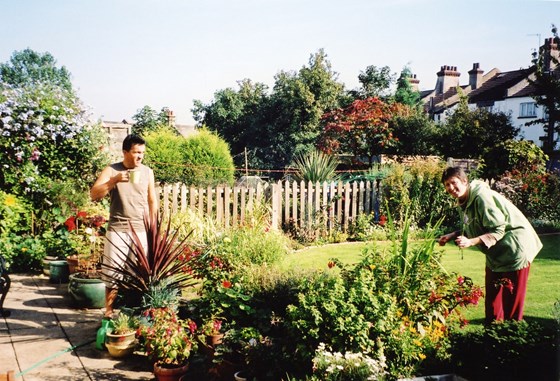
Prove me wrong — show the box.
[408,73,420,92]
[166,109,176,127]
[435,65,460,95]
[468,63,484,90]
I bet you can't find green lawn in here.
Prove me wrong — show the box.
[282,234,560,322]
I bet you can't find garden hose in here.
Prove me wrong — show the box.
[14,338,95,378]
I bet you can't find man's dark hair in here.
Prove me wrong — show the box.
[441,166,468,183]
[122,134,146,151]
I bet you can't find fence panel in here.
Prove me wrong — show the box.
[157,180,380,232]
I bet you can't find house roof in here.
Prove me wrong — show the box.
[468,67,534,103]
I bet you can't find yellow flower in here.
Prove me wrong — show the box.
[21,247,28,252]
[418,353,426,360]
[413,339,422,347]
[369,264,376,270]
[4,194,17,207]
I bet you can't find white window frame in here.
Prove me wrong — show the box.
[519,102,537,118]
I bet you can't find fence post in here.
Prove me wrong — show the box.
[271,181,280,230]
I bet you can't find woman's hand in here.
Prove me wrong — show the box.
[454,235,474,248]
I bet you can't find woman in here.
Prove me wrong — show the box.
[438,167,542,323]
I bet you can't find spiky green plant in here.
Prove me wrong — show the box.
[102,213,197,295]
[291,150,339,183]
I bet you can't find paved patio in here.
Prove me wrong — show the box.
[0,273,154,381]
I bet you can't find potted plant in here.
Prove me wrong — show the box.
[137,307,198,381]
[200,318,224,348]
[64,206,108,308]
[105,311,138,358]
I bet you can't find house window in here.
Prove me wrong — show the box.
[519,102,537,118]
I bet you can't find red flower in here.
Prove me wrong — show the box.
[379,215,387,226]
[328,261,336,269]
[64,216,77,231]
[457,276,464,285]
[222,280,232,289]
[77,210,87,218]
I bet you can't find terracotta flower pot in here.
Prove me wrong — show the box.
[153,362,189,381]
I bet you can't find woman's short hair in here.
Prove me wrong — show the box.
[441,166,468,183]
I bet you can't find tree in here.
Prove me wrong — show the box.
[394,66,421,107]
[527,24,560,155]
[386,109,439,156]
[480,140,548,182]
[132,106,172,136]
[192,79,268,169]
[318,97,406,165]
[0,48,73,91]
[349,65,395,101]
[437,92,520,159]
[193,50,345,174]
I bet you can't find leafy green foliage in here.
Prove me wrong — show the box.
[394,66,421,107]
[131,105,171,137]
[283,220,482,379]
[181,128,235,186]
[448,320,558,381]
[0,48,72,91]
[144,126,235,186]
[437,92,520,159]
[143,126,185,184]
[381,162,457,230]
[349,65,395,101]
[0,83,110,235]
[194,50,345,174]
[0,233,46,272]
[480,139,548,181]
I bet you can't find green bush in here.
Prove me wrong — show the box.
[144,126,184,184]
[381,161,458,231]
[447,320,558,381]
[0,83,109,235]
[0,233,46,272]
[181,128,235,186]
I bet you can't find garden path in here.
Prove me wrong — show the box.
[0,274,153,381]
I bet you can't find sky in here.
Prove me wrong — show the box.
[0,0,557,126]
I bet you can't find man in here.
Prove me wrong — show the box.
[90,134,157,318]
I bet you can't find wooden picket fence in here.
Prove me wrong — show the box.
[156,180,381,232]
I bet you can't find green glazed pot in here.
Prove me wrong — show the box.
[68,273,106,308]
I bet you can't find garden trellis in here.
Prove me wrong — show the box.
[157,180,381,232]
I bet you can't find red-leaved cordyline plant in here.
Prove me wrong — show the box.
[102,212,197,294]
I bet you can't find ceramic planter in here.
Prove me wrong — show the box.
[105,330,137,358]
[67,273,105,308]
[49,260,69,284]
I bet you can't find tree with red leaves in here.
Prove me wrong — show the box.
[317,97,408,165]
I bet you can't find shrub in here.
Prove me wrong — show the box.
[0,233,46,272]
[381,161,457,231]
[0,83,109,234]
[447,320,558,381]
[283,218,482,379]
[181,128,235,186]
[144,126,184,184]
